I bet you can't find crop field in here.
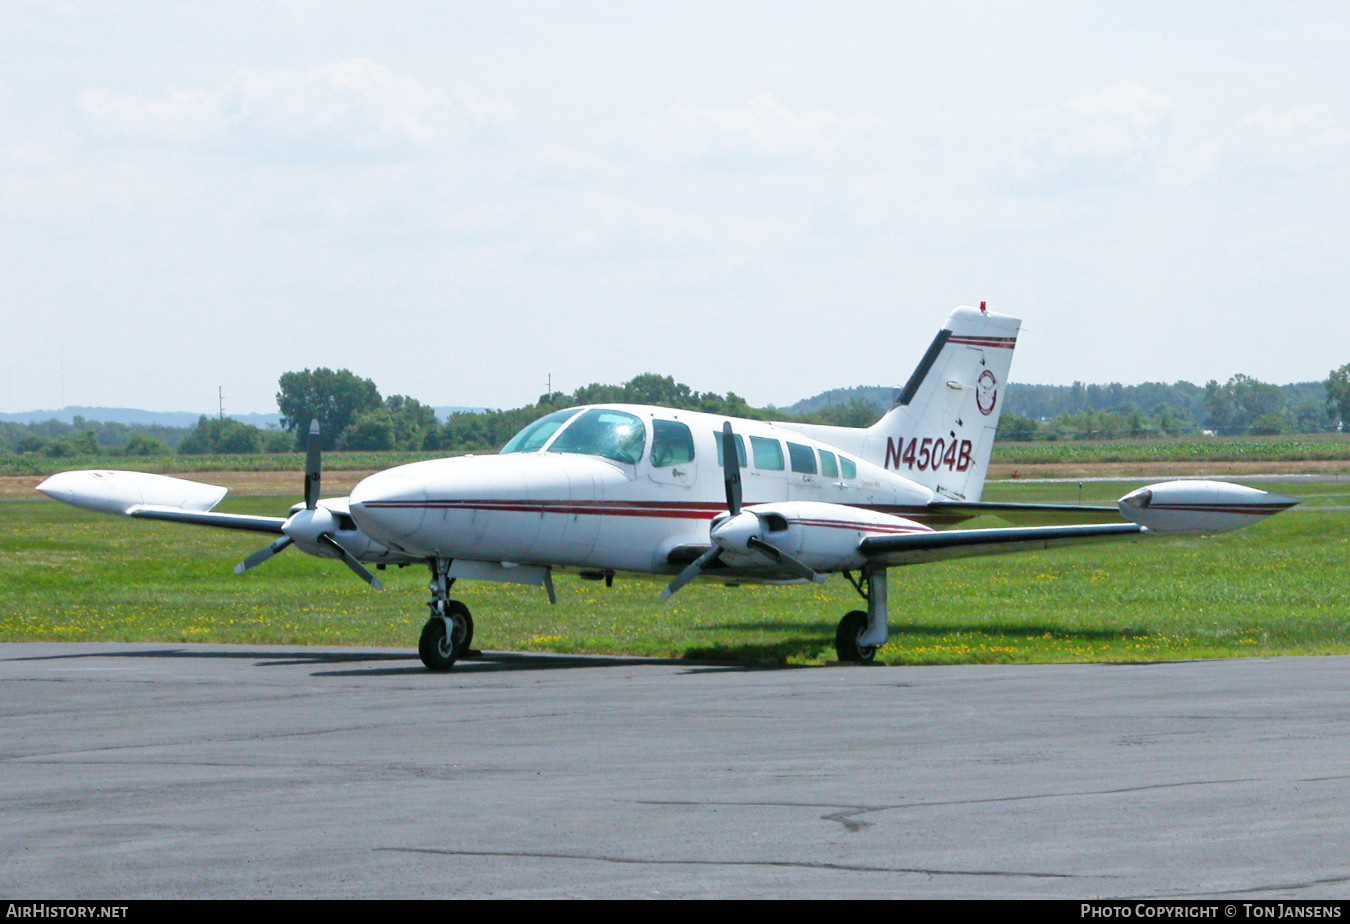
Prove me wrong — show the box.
[2,475,1347,665]
[993,433,1350,466]
[3,433,1349,479]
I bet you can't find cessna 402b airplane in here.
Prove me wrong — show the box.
[37,304,1300,670]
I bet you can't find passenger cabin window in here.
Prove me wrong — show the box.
[787,442,817,475]
[546,408,647,465]
[715,431,748,467]
[819,449,839,478]
[750,436,784,471]
[839,456,858,479]
[651,419,695,467]
[501,408,581,454]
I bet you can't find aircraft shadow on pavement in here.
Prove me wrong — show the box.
[680,620,1162,666]
[2,645,766,676]
[5,618,1153,676]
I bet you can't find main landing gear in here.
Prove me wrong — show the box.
[418,559,476,671]
[836,565,889,664]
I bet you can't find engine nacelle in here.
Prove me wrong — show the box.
[284,499,411,565]
[1118,480,1299,535]
[729,501,931,572]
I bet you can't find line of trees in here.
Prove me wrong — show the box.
[996,372,1347,441]
[3,364,1348,460]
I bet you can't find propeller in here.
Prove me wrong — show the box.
[234,419,383,590]
[661,422,822,599]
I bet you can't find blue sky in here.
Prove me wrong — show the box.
[2,1,1347,414]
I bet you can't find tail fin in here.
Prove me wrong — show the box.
[865,304,1020,502]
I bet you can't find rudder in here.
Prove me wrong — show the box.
[863,304,1020,502]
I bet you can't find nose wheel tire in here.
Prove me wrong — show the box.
[418,601,475,671]
[835,610,877,664]
[445,600,474,655]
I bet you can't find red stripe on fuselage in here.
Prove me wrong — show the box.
[359,498,940,523]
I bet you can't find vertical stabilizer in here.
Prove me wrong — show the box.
[861,305,1020,502]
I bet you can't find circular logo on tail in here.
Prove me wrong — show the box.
[976,370,998,416]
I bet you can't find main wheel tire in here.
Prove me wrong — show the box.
[419,616,459,671]
[835,610,877,664]
[419,602,476,670]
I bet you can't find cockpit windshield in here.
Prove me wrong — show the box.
[547,408,646,465]
[500,408,580,455]
[499,407,648,465]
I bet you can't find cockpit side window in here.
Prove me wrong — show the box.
[547,408,647,465]
[500,408,581,454]
[750,436,784,471]
[651,419,695,468]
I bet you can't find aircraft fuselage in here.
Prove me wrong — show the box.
[348,404,938,578]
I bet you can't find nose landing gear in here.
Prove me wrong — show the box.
[418,559,476,671]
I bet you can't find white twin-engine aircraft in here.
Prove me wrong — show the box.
[38,305,1300,670]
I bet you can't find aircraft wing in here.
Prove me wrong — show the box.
[126,506,287,534]
[858,522,1145,568]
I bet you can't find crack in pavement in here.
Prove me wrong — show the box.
[640,777,1262,832]
[377,846,1088,879]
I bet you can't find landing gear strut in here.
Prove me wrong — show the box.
[836,565,889,664]
[418,558,475,671]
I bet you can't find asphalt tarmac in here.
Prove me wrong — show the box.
[3,643,1349,899]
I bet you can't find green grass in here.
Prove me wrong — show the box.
[3,478,1348,666]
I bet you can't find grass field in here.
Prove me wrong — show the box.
[3,476,1347,665]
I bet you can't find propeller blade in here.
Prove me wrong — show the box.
[720,422,742,517]
[317,533,384,591]
[660,423,748,600]
[746,536,825,585]
[234,535,294,574]
[660,547,720,600]
[304,419,322,510]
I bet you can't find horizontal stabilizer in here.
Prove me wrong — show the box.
[928,500,1122,527]
[860,522,1145,567]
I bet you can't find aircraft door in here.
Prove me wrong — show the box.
[647,419,698,488]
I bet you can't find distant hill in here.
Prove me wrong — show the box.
[0,406,284,429]
[771,386,895,417]
[776,380,1330,423]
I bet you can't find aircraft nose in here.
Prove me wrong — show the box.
[349,468,428,540]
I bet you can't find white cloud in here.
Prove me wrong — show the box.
[77,59,508,160]
[1236,104,1348,171]
[78,86,225,145]
[1005,81,1175,190]
[651,93,881,168]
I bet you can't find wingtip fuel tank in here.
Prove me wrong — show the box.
[1118,480,1300,535]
